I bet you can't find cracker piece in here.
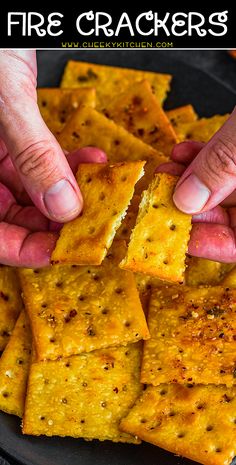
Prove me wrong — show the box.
[37,87,96,136]
[104,80,177,156]
[120,383,236,465]
[19,242,149,361]
[0,266,23,351]
[52,162,145,265]
[166,105,198,141]
[23,342,142,443]
[58,106,168,194]
[60,60,171,108]
[120,174,192,283]
[141,285,236,386]
[177,114,229,142]
[0,311,31,417]
[186,257,235,286]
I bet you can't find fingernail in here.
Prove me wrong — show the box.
[173,174,211,213]
[44,179,81,221]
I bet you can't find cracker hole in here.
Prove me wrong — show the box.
[125,321,131,328]
[72,131,79,139]
[196,403,205,410]
[206,425,213,431]
[65,362,70,368]
[61,398,67,404]
[169,411,176,417]
[141,418,147,423]
[79,295,85,301]
[99,192,105,201]
[170,224,176,231]
[56,282,63,288]
[215,448,222,453]
[163,260,168,265]
[82,382,87,387]
[89,227,95,234]
[177,433,185,438]
[101,309,109,315]
[112,210,118,216]
[41,303,47,308]
[17,358,24,365]
[41,101,47,107]
[115,288,123,294]
[121,175,127,182]
[152,204,159,209]
[160,389,167,396]
[80,419,85,424]
[40,416,45,420]
[93,275,100,281]
[50,338,56,343]
[86,176,92,183]
[101,401,107,408]
[146,237,153,242]
[2,392,9,398]
[34,269,40,274]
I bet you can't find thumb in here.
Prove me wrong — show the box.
[173,108,236,214]
[0,50,82,222]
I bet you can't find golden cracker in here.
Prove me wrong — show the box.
[52,162,145,265]
[60,60,171,109]
[37,87,96,136]
[120,383,236,465]
[0,266,23,351]
[104,80,177,156]
[20,242,149,361]
[58,105,168,194]
[120,174,192,283]
[142,286,236,386]
[23,342,142,443]
[0,311,31,417]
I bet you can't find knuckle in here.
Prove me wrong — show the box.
[14,140,60,183]
[205,138,236,179]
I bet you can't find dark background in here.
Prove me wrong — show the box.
[1,49,236,465]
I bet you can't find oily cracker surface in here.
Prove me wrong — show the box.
[58,105,167,194]
[186,256,235,286]
[20,242,149,361]
[52,162,145,265]
[0,266,23,351]
[37,87,96,136]
[23,342,142,443]
[0,310,31,417]
[120,174,192,283]
[141,286,236,387]
[104,80,177,156]
[120,383,236,465]
[60,60,171,109]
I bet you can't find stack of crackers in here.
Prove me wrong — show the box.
[0,60,234,465]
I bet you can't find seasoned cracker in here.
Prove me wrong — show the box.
[60,60,171,108]
[0,266,23,351]
[186,256,235,286]
[20,242,149,361]
[23,342,142,443]
[104,80,177,156]
[142,286,236,386]
[37,88,96,136]
[0,311,31,417]
[52,162,145,265]
[58,106,167,194]
[120,174,192,283]
[166,104,198,141]
[177,114,229,142]
[120,383,236,465]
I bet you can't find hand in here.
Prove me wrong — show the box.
[0,50,106,267]
[157,109,236,263]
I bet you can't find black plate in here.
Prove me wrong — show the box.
[1,50,236,465]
